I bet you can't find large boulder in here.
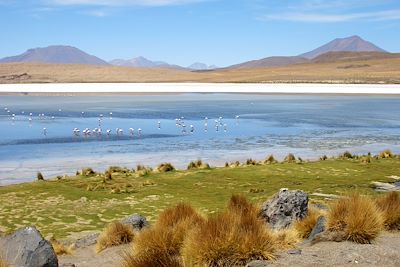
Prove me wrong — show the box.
[0,226,58,267]
[260,188,308,229]
[121,214,148,231]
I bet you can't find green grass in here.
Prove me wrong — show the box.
[0,157,399,239]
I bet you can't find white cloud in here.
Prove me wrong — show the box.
[44,0,206,6]
[261,9,400,22]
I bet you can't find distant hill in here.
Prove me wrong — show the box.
[300,35,386,59]
[228,56,309,69]
[109,56,185,70]
[188,62,217,70]
[0,45,108,65]
[312,51,400,64]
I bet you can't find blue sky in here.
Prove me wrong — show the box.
[1,0,399,67]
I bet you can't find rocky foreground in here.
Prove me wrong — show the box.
[1,188,399,266]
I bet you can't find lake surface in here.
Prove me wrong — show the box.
[1,93,399,185]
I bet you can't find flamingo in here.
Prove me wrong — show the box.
[224,124,227,132]
[43,128,47,136]
[129,128,134,136]
[109,112,113,120]
[106,129,112,135]
[190,125,194,133]
[138,128,142,136]
[157,121,161,129]
[118,128,123,135]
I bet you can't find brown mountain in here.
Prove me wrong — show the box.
[228,56,309,69]
[311,51,400,63]
[0,45,108,65]
[299,35,386,59]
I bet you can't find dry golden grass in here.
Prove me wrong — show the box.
[327,194,383,244]
[2,56,400,84]
[122,203,203,267]
[263,155,277,164]
[0,255,8,267]
[376,192,400,230]
[294,207,323,239]
[156,163,176,173]
[96,221,134,253]
[272,227,301,250]
[379,149,394,158]
[182,195,276,266]
[50,238,74,255]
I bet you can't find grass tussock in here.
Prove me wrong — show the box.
[272,227,300,250]
[379,149,394,158]
[50,238,74,255]
[136,165,152,177]
[82,167,96,176]
[37,172,44,181]
[157,163,176,173]
[294,207,323,239]
[108,166,131,173]
[327,194,383,244]
[122,203,204,267]
[245,158,258,165]
[182,195,276,266]
[340,151,354,159]
[96,221,135,253]
[263,155,277,164]
[376,192,400,230]
[284,153,296,163]
[0,255,8,267]
[187,160,210,170]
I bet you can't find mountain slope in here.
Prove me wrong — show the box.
[0,45,108,65]
[228,56,309,69]
[300,35,386,59]
[109,56,185,70]
[312,51,400,64]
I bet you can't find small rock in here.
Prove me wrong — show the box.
[307,216,326,242]
[74,232,100,248]
[245,260,269,267]
[0,226,58,267]
[287,249,302,255]
[121,214,148,231]
[61,264,76,267]
[260,188,308,229]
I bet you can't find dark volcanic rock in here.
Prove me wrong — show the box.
[121,214,148,231]
[307,216,326,242]
[260,188,308,229]
[0,226,58,267]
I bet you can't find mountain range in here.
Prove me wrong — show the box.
[0,35,390,70]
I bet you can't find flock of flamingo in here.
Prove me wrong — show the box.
[2,106,240,138]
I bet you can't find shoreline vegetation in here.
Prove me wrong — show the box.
[0,150,399,235]
[0,149,399,265]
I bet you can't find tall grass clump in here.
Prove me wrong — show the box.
[284,153,296,163]
[122,203,203,267]
[156,163,176,173]
[294,207,323,239]
[82,167,96,176]
[108,166,130,173]
[136,165,152,177]
[340,151,354,159]
[379,149,394,158]
[376,192,400,230]
[182,195,276,266]
[37,172,44,181]
[96,221,134,253]
[263,154,277,164]
[50,238,74,255]
[187,160,210,170]
[327,194,383,244]
[245,158,258,165]
[0,255,8,267]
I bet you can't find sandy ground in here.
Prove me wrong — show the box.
[58,232,400,266]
